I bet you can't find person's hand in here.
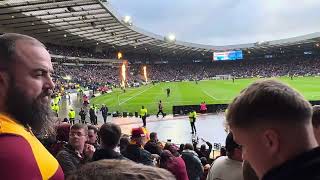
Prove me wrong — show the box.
[151,154,160,160]
[84,144,95,159]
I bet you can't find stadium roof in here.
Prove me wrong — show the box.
[0,0,320,58]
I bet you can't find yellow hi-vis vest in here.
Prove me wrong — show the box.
[140,108,147,116]
[189,111,197,122]
[51,104,59,113]
[68,110,76,119]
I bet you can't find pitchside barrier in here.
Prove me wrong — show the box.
[172,104,228,116]
[172,100,320,116]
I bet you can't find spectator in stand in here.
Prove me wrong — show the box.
[164,142,180,157]
[226,80,320,180]
[56,123,95,177]
[193,138,213,161]
[119,135,130,155]
[220,147,227,156]
[181,143,204,180]
[206,132,243,180]
[92,123,124,161]
[0,33,64,179]
[200,157,211,180]
[66,159,176,180]
[51,123,71,156]
[122,127,154,166]
[87,125,100,149]
[214,146,227,160]
[179,144,185,154]
[312,105,320,144]
[160,150,189,180]
[144,132,163,156]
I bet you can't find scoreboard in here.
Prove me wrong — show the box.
[213,50,243,61]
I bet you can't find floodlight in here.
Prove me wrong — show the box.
[165,33,176,43]
[123,16,132,25]
[168,34,175,41]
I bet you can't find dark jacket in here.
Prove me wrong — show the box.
[262,147,320,180]
[144,140,162,155]
[79,110,86,120]
[92,148,124,161]
[89,108,96,118]
[181,150,203,180]
[87,142,100,150]
[56,144,90,177]
[194,141,213,160]
[122,144,154,166]
[100,107,108,116]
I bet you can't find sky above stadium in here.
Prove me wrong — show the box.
[108,0,320,46]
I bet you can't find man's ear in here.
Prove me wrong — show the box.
[313,127,320,145]
[262,129,280,155]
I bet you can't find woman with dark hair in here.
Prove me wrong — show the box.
[50,123,71,156]
[160,150,189,180]
[164,142,180,157]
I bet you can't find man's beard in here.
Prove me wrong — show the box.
[6,81,55,137]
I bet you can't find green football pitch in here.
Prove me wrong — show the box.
[91,77,320,114]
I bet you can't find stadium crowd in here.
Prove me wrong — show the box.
[47,43,116,59]
[44,41,320,88]
[51,58,320,89]
[143,58,320,81]
[49,122,229,180]
[53,64,120,89]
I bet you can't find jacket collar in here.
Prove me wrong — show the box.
[182,149,198,156]
[263,147,320,180]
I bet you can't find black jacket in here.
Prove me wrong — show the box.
[144,140,162,155]
[89,108,96,118]
[100,107,108,116]
[194,141,213,160]
[181,149,203,180]
[79,110,86,120]
[122,144,154,166]
[92,148,124,161]
[263,147,320,180]
[56,144,90,177]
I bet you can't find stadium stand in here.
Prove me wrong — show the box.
[51,55,320,88]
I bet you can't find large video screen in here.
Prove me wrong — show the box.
[213,50,243,61]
